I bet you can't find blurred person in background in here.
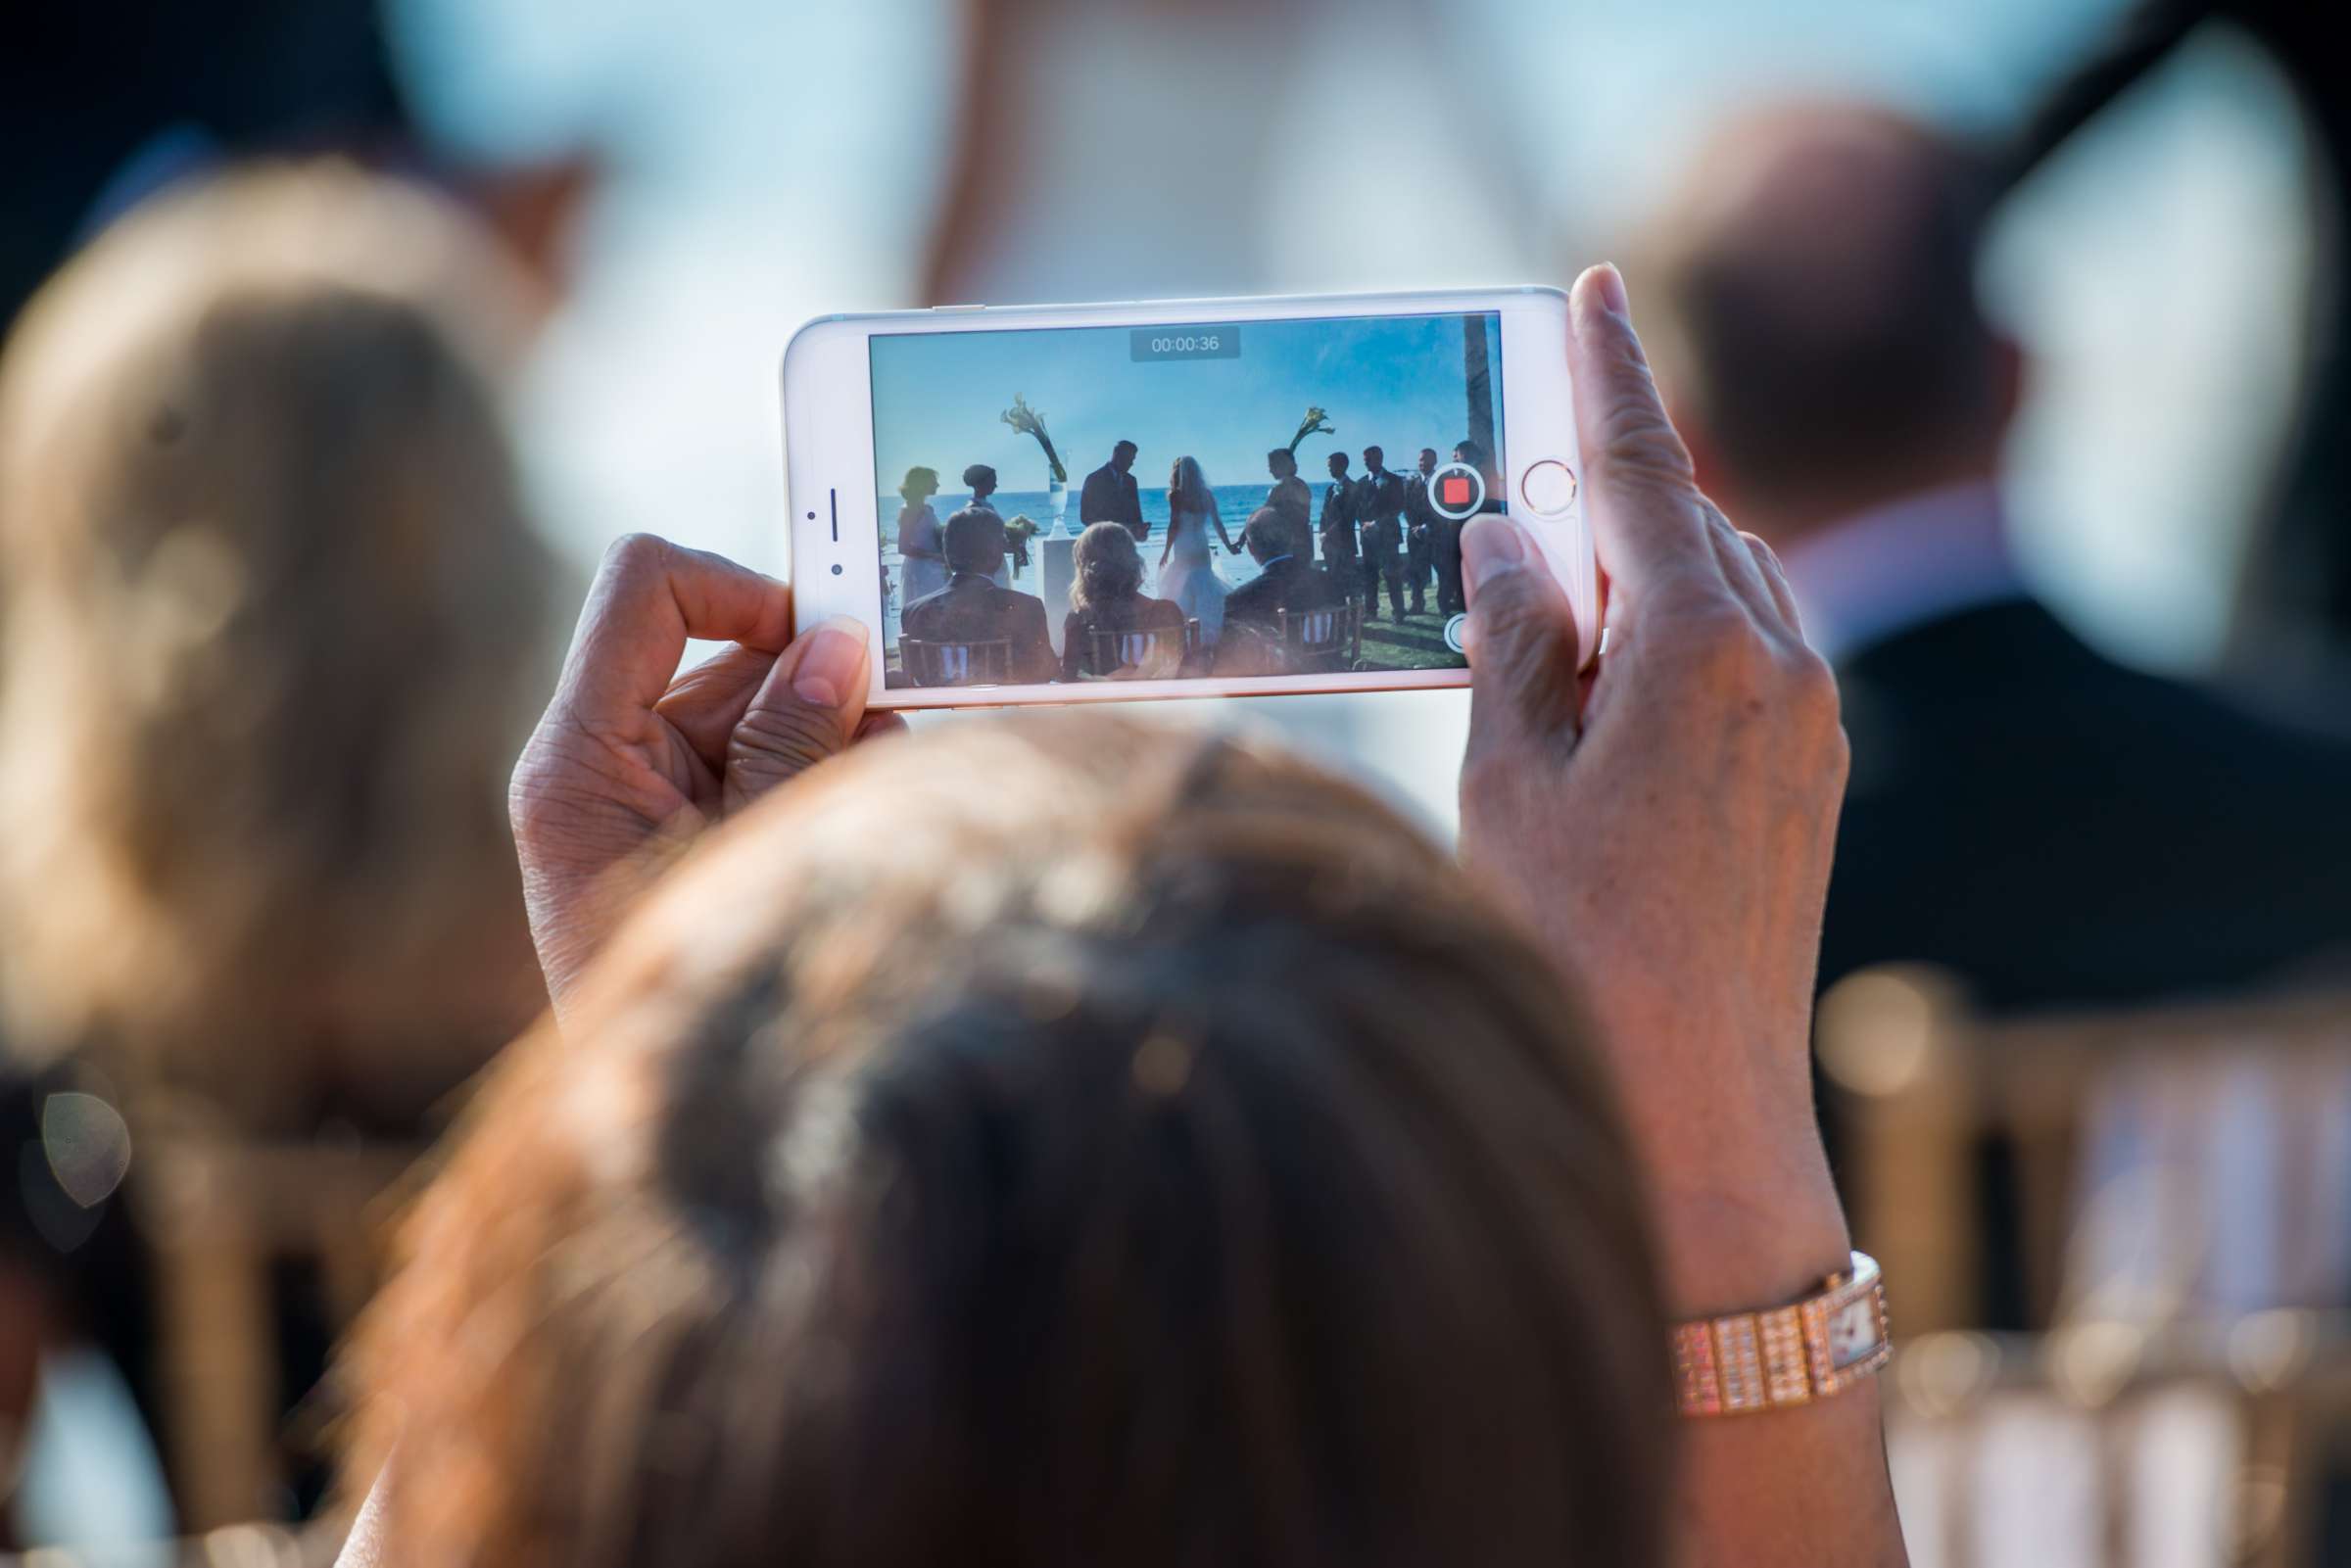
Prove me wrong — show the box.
[0,163,561,1524]
[2017,0,2351,715]
[340,269,1906,1568]
[1641,103,2351,1020]
[0,0,594,342]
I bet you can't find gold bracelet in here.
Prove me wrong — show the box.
[1670,1251,1891,1416]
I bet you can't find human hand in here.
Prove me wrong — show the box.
[1456,266,1849,1316]
[509,534,901,1020]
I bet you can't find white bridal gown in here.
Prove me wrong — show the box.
[1157,507,1226,644]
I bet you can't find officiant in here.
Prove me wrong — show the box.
[1080,439,1146,541]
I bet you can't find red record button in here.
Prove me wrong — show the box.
[1427,461,1486,521]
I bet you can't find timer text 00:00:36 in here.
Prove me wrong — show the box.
[1128,326,1242,362]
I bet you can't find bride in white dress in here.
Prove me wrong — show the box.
[1156,454,1239,646]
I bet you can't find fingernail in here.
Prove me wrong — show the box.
[1459,515,1525,594]
[791,616,868,705]
[1574,262,1629,326]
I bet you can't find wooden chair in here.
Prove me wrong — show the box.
[900,636,1012,688]
[1080,622,1188,681]
[134,1130,425,1530]
[1817,967,2351,1334]
[1275,600,1361,671]
[1882,1315,2351,1568]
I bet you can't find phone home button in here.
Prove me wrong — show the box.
[1520,459,1578,517]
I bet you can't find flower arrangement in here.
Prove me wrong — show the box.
[1002,512,1041,570]
[1286,405,1335,454]
[1001,394,1067,484]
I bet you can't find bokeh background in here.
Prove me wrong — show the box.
[397,0,2336,829]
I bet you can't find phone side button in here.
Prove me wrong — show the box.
[931,303,986,312]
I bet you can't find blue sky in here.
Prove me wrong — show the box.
[870,313,1505,496]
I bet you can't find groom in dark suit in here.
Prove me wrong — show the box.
[1080,439,1146,541]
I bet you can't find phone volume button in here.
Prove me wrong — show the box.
[931,303,986,312]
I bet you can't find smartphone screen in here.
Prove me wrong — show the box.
[868,310,1508,689]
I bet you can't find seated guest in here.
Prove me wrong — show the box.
[901,507,1057,685]
[1061,521,1185,681]
[1217,506,1343,676]
[342,267,1902,1568]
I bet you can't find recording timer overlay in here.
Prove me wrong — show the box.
[1130,325,1242,361]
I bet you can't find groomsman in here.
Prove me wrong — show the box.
[1356,446,1407,621]
[1402,447,1443,617]
[1080,439,1146,540]
[1319,451,1362,604]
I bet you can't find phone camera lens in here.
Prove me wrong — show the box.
[830,564,843,576]
[806,510,816,520]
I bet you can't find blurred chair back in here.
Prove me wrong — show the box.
[902,636,1011,687]
[1279,601,1360,667]
[1819,968,2351,1334]
[140,1127,423,1530]
[1883,1316,2351,1568]
[1081,623,1185,680]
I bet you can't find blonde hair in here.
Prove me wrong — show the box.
[1068,520,1144,616]
[0,164,557,1129]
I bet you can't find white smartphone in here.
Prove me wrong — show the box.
[783,288,1595,708]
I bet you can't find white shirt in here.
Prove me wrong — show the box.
[1777,481,2027,663]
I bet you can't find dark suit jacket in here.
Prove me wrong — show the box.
[901,572,1058,685]
[1355,470,1405,555]
[1080,461,1145,538]
[1823,599,2351,1009]
[1318,478,1359,561]
[1217,556,1346,675]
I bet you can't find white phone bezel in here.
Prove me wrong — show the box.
[782,287,1594,709]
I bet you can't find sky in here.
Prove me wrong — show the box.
[870,312,1505,497]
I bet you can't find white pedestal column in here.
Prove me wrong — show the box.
[1040,535,1077,655]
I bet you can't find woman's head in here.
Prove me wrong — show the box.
[1169,453,1209,504]
[0,164,555,1126]
[962,461,996,498]
[900,465,940,504]
[349,715,1672,1568]
[1069,520,1144,616]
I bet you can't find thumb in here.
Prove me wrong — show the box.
[1461,515,1581,760]
[724,615,873,814]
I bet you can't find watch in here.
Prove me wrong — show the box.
[1670,1251,1891,1416]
